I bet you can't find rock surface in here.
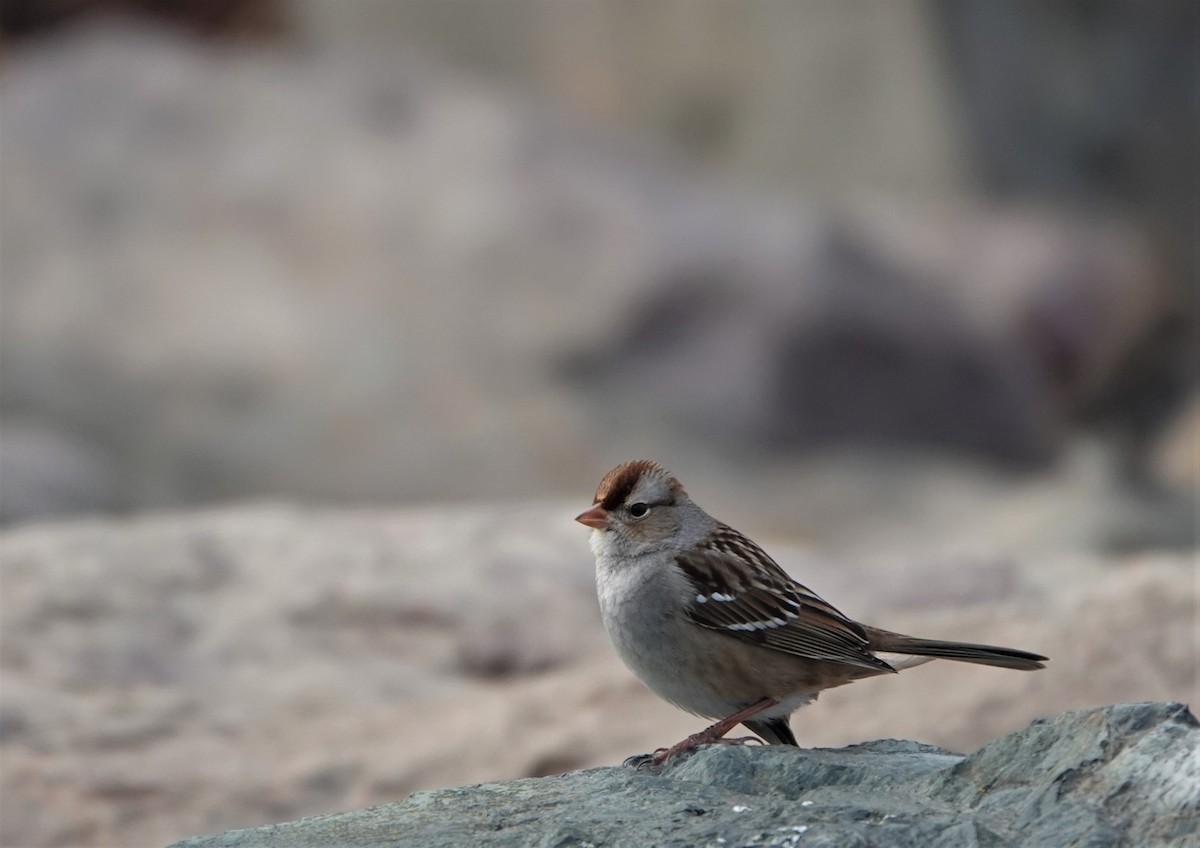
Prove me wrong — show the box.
[1,502,1195,847]
[169,702,1198,848]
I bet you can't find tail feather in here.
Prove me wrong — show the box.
[866,628,1047,671]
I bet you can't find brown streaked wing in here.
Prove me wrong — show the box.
[676,526,894,674]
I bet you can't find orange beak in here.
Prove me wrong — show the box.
[575,504,609,530]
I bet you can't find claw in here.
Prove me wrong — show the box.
[721,735,766,747]
[622,752,658,769]
[626,698,780,768]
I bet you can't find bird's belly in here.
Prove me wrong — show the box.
[597,556,808,719]
[608,611,736,718]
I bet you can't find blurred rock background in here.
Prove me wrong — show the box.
[0,2,1196,846]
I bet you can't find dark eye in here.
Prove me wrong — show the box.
[627,502,649,518]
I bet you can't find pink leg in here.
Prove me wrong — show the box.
[650,697,779,765]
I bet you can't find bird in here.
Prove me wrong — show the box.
[576,459,1047,764]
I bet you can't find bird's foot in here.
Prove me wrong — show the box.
[622,752,658,769]
[720,735,766,747]
[640,735,764,770]
[623,734,764,769]
[624,698,779,769]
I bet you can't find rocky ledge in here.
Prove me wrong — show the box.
[171,701,1196,848]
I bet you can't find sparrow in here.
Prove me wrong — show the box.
[576,460,1047,764]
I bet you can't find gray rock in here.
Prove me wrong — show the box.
[1,501,1194,846]
[1,26,1179,524]
[0,417,122,523]
[571,231,1059,465]
[169,702,1198,848]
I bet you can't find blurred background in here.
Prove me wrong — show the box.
[0,1,1196,846]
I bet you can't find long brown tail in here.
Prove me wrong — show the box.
[865,627,1047,671]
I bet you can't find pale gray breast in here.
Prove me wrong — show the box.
[595,551,691,635]
[594,552,733,714]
